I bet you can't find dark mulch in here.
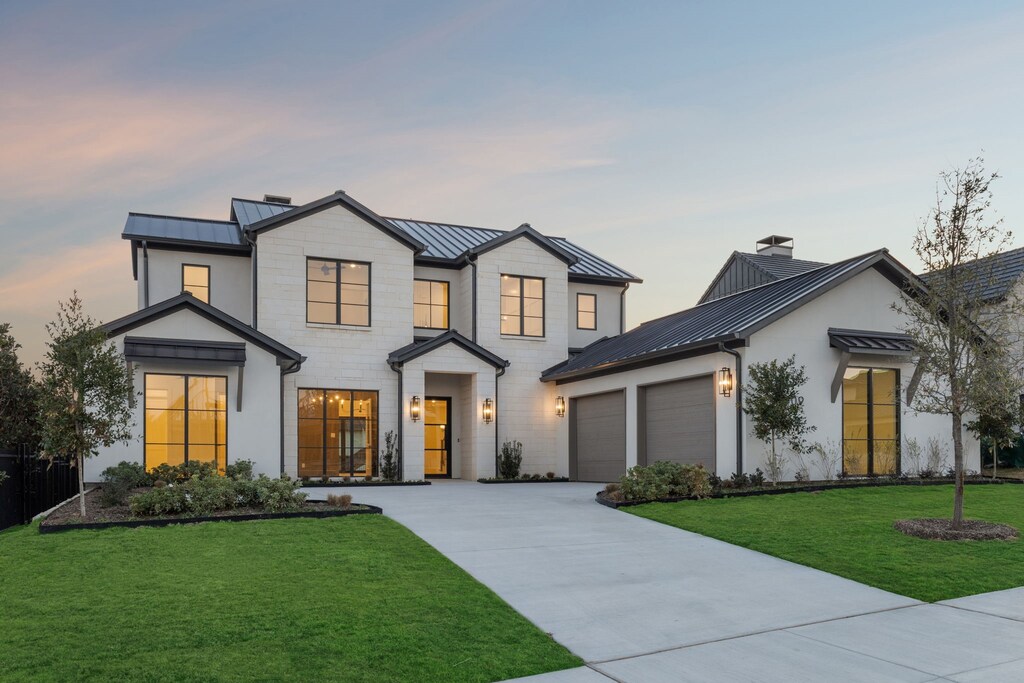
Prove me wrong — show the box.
[41,488,366,530]
[894,518,1019,541]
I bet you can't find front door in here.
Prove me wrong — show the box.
[424,396,452,478]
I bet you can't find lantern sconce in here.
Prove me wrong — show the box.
[410,395,421,421]
[718,367,733,397]
[555,396,566,418]
[482,398,494,424]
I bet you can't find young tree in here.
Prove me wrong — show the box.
[37,294,135,518]
[743,355,815,483]
[0,322,41,449]
[895,158,1024,528]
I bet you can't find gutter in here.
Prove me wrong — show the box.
[718,343,744,476]
[494,362,508,475]
[388,359,404,480]
[244,230,258,328]
[279,357,303,475]
[142,240,150,307]
[619,282,630,334]
[463,254,478,342]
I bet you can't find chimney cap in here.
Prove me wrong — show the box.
[263,194,292,205]
[756,235,794,258]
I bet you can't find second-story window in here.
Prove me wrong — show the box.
[182,264,210,304]
[414,279,449,329]
[501,274,544,337]
[577,293,597,330]
[307,258,370,326]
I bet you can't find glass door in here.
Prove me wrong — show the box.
[424,397,451,477]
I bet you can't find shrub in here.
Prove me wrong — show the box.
[99,461,152,507]
[225,460,255,481]
[497,440,523,479]
[150,461,218,484]
[604,482,621,494]
[181,476,238,516]
[707,473,722,491]
[327,493,352,510]
[130,485,187,516]
[546,471,556,480]
[379,430,400,482]
[749,468,766,487]
[729,471,749,488]
[619,461,712,502]
[260,476,307,512]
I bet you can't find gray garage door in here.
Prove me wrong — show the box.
[570,390,626,482]
[640,376,715,470]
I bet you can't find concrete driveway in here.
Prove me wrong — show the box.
[307,481,1024,682]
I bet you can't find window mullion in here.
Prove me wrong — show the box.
[519,277,525,336]
[183,375,190,465]
[867,371,875,475]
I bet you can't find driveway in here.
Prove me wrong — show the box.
[308,481,1024,682]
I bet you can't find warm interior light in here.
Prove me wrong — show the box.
[555,396,566,418]
[718,367,733,397]
[410,395,421,421]
[482,398,493,423]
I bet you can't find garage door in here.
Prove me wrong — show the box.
[570,390,626,482]
[640,376,715,470]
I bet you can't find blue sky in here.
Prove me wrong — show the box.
[2,0,1023,364]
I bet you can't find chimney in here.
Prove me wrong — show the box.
[263,194,292,205]
[755,235,794,258]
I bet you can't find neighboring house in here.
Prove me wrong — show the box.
[542,241,981,482]
[87,191,640,482]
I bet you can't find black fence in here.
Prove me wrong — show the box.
[0,447,79,532]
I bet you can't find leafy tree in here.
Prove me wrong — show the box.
[0,322,41,449]
[895,158,1024,527]
[37,294,135,518]
[743,355,815,483]
[966,395,1022,480]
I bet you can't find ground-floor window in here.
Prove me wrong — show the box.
[145,373,227,472]
[842,367,899,475]
[298,389,378,478]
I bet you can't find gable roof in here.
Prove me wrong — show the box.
[919,245,1024,304]
[466,223,578,265]
[543,250,916,383]
[828,328,914,355]
[698,251,826,303]
[103,293,303,365]
[388,330,509,369]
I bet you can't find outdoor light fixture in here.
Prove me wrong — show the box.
[410,395,421,421]
[718,367,733,397]
[555,396,566,418]
[482,398,494,423]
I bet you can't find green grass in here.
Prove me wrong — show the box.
[626,484,1024,602]
[0,516,579,682]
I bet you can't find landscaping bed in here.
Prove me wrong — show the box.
[479,475,570,484]
[300,479,430,487]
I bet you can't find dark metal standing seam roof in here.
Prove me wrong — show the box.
[123,213,246,248]
[737,252,828,279]
[919,245,1024,303]
[123,337,247,365]
[827,328,914,355]
[543,250,913,382]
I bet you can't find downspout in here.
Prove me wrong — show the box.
[463,254,478,342]
[718,343,743,475]
[280,358,303,476]
[619,282,630,335]
[141,240,150,308]
[494,362,508,475]
[245,230,258,329]
[388,359,404,481]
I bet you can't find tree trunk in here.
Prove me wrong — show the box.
[951,410,964,529]
[993,443,999,480]
[77,451,86,518]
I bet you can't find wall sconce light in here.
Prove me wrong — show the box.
[555,396,566,418]
[410,395,421,421]
[718,367,733,397]
[482,398,494,423]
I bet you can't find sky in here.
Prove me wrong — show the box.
[2,0,1024,367]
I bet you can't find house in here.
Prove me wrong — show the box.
[542,240,981,481]
[86,191,641,482]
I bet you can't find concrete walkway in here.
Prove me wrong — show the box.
[307,481,1024,682]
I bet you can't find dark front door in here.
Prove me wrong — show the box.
[424,396,452,478]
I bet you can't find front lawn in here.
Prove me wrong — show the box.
[626,484,1024,602]
[0,516,579,682]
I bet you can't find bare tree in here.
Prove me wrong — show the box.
[895,158,1024,528]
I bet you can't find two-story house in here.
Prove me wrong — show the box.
[87,190,641,482]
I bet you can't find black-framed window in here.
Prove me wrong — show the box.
[306,258,370,326]
[298,389,378,478]
[577,293,597,330]
[182,264,210,304]
[500,274,544,337]
[842,368,899,476]
[414,279,449,329]
[144,373,227,473]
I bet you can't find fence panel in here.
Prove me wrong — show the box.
[0,448,78,532]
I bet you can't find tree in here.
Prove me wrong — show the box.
[37,294,135,518]
[895,157,1024,528]
[743,355,815,483]
[966,389,1022,480]
[0,322,41,449]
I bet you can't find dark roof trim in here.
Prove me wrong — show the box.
[104,294,303,365]
[246,190,426,253]
[567,273,643,285]
[828,328,914,356]
[124,336,247,366]
[126,237,251,256]
[388,330,509,369]
[467,223,579,266]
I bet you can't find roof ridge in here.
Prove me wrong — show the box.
[127,212,239,226]
[382,216,507,234]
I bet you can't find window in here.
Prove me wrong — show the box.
[500,274,544,337]
[306,258,370,326]
[577,293,597,330]
[843,368,899,476]
[414,279,449,329]
[182,264,210,304]
[298,389,378,478]
[144,374,227,473]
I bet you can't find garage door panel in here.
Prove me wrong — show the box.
[572,390,626,482]
[643,377,715,470]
